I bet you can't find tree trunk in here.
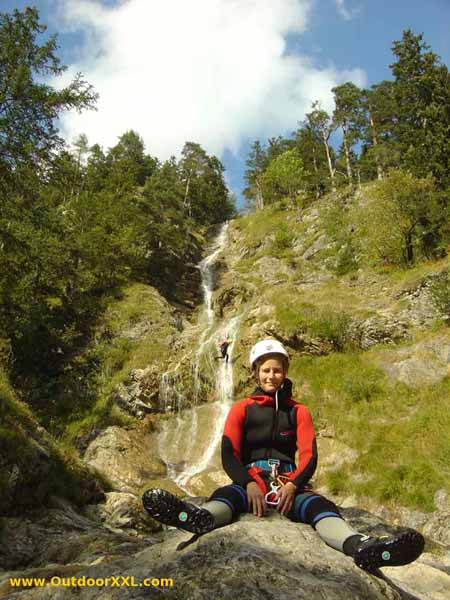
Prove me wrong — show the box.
[256,176,264,210]
[183,175,191,216]
[312,146,320,199]
[368,106,384,180]
[342,123,353,187]
[322,133,336,192]
[405,230,414,263]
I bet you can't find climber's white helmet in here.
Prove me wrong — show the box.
[249,339,289,369]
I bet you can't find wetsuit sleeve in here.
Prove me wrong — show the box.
[221,400,255,488]
[289,404,318,490]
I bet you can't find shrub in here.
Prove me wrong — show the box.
[272,222,294,252]
[353,170,441,266]
[428,272,450,322]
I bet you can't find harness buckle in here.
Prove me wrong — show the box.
[267,458,280,481]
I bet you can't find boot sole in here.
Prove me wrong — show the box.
[355,530,425,571]
[142,488,215,534]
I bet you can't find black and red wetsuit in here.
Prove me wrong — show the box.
[221,378,317,490]
[209,378,341,526]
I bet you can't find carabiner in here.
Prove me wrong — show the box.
[265,480,281,506]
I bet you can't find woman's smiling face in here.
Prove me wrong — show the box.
[257,355,287,393]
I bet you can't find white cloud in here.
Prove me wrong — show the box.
[335,0,360,21]
[56,0,366,159]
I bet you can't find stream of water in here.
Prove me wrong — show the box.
[157,223,240,494]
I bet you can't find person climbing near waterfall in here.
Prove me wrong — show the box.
[218,339,231,363]
[143,338,424,571]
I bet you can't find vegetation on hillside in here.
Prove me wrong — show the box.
[0,8,235,440]
[244,30,450,268]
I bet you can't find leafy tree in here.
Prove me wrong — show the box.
[332,82,364,187]
[305,102,337,192]
[266,136,295,163]
[262,148,308,204]
[353,170,443,264]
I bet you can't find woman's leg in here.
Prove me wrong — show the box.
[288,491,357,550]
[203,483,248,526]
[142,484,247,533]
[288,491,424,569]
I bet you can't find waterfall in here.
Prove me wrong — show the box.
[175,314,240,491]
[157,222,240,495]
[192,223,229,402]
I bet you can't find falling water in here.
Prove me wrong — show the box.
[192,223,229,402]
[175,314,241,490]
[157,222,241,494]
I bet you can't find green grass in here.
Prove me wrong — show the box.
[233,205,304,270]
[291,352,450,511]
[58,283,176,445]
[272,298,352,350]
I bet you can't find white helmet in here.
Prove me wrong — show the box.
[249,339,289,369]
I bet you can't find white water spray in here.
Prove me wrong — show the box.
[157,222,241,494]
[175,314,241,490]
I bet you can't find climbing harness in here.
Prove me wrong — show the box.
[264,458,282,506]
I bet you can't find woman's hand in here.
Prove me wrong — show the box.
[276,482,296,516]
[246,481,267,517]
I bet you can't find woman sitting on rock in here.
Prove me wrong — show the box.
[143,338,424,571]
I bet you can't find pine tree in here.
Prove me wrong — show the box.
[360,81,400,180]
[244,140,268,210]
[0,7,97,187]
[389,30,450,187]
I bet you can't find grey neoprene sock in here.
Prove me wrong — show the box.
[315,516,362,553]
[202,500,233,528]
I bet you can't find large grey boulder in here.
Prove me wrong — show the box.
[3,507,449,599]
[83,427,166,493]
[375,333,450,387]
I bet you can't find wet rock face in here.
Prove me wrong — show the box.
[83,426,166,494]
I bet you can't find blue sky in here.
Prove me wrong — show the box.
[3,1,450,208]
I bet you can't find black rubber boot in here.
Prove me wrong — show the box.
[142,488,216,534]
[353,529,425,571]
